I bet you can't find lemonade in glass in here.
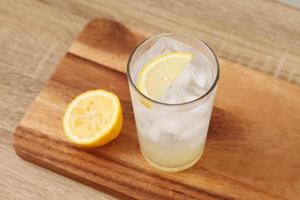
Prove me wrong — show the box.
[127,33,219,172]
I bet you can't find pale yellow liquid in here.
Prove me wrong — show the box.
[139,136,205,172]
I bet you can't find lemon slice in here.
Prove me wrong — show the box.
[63,90,122,147]
[137,52,192,104]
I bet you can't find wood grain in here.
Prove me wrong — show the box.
[13,18,300,200]
[0,129,116,200]
[1,1,300,200]
[23,0,300,84]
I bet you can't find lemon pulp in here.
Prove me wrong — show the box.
[63,90,122,147]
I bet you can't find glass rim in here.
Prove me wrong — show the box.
[126,33,220,107]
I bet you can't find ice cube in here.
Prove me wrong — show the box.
[191,52,213,91]
[180,116,210,139]
[155,116,181,136]
[148,125,161,142]
[193,71,206,88]
[156,36,192,53]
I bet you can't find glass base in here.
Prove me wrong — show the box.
[140,149,203,172]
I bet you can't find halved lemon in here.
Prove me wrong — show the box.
[136,52,192,105]
[63,90,122,147]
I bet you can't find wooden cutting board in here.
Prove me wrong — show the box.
[14,19,300,200]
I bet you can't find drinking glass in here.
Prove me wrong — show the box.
[127,33,219,172]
